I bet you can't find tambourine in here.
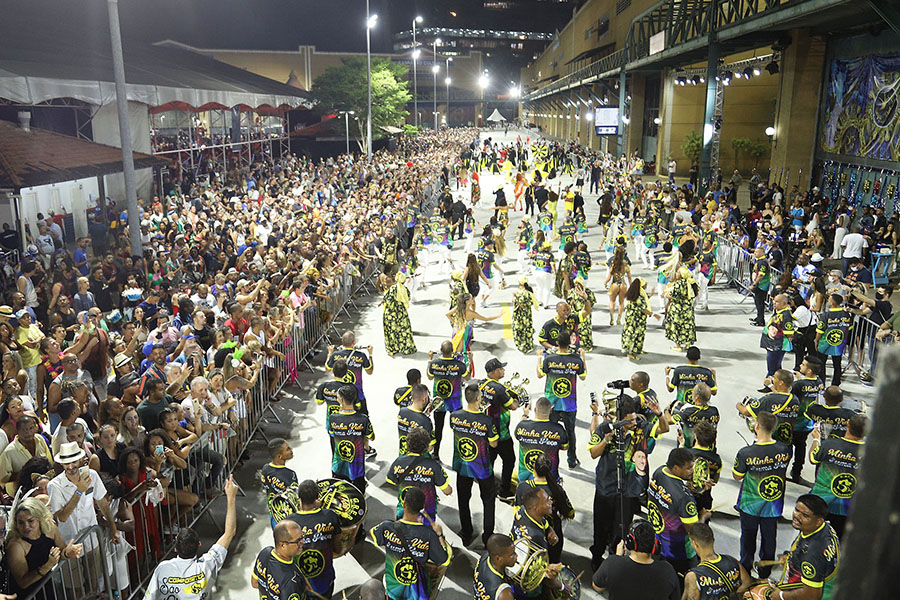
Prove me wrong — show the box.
[507,537,549,593]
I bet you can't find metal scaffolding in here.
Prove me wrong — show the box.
[149,107,291,191]
[711,77,724,183]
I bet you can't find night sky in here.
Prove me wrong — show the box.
[7,0,396,53]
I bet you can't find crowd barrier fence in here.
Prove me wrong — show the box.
[715,236,892,385]
[843,313,887,383]
[17,525,113,600]
[715,236,784,305]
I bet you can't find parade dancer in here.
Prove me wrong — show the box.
[516,217,534,276]
[513,173,525,211]
[532,241,555,308]
[632,206,649,267]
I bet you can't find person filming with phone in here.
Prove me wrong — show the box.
[48,441,120,595]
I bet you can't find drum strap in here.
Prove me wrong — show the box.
[699,560,735,593]
[394,524,424,575]
[396,386,412,406]
[770,393,794,416]
[399,456,427,485]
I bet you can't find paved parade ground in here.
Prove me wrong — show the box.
[217,130,873,599]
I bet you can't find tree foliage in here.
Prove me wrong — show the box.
[730,137,752,171]
[749,140,769,167]
[681,130,702,164]
[310,57,411,150]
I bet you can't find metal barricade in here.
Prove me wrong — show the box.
[716,237,754,294]
[715,237,783,310]
[17,525,115,600]
[843,313,892,382]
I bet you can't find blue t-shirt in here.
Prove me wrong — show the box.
[73,248,90,276]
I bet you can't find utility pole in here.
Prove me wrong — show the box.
[412,16,423,129]
[366,1,375,160]
[106,0,141,259]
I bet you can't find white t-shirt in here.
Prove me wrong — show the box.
[792,305,814,329]
[255,224,271,246]
[48,222,64,243]
[51,417,92,454]
[840,232,867,258]
[48,469,107,551]
[144,543,228,600]
[36,233,55,255]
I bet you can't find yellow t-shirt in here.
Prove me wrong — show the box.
[15,324,43,368]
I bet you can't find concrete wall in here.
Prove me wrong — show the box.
[522,0,662,145]
[659,67,779,177]
[17,177,99,242]
[521,0,658,93]
[202,46,484,96]
[769,29,827,187]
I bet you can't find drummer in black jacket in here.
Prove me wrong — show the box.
[510,486,563,598]
[287,479,343,600]
[474,535,517,600]
[371,487,450,600]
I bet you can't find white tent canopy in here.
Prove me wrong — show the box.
[486,109,507,122]
[0,20,311,112]
[0,75,309,111]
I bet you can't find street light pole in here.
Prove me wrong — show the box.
[479,72,489,128]
[445,57,452,127]
[340,110,355,156]
[412,16,423,129]
[365,4,376,160]
[106,0,141,259]
[432,38,441,131]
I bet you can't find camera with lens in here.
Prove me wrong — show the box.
[607,379,630,390]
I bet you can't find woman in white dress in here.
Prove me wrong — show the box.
[831,211,849,259]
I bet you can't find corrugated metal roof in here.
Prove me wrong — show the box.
[0,120,169,189]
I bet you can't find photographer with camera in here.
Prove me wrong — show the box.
[629,371,663,423]
[588,392,666,571]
